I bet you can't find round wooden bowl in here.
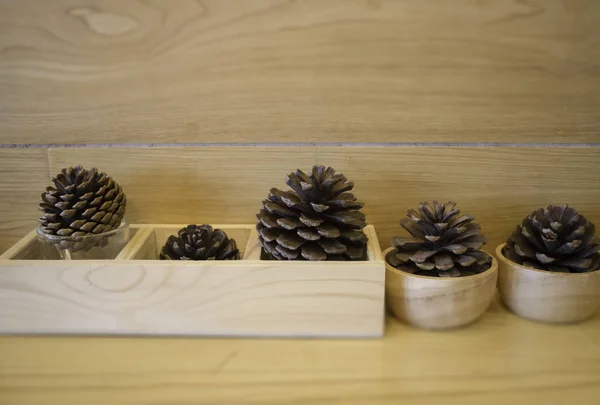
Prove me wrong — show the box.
[496,243,600,324]
[384,248,498,330]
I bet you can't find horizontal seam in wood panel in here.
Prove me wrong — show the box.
[2,143,600,149]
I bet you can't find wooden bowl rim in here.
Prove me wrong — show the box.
[495,243,600,277]
[383,247,498,282]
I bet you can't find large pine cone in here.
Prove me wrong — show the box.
[504,204,600,273]
[39,166,126,251]
[256,165,368,261]
[160,225,240,260]
[386,201,492,277]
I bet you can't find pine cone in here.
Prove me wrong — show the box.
[38,166,126,251]
[386,201,492,277]
[504,204,600,273]
[256,165,368,261]
[160,225,240,260]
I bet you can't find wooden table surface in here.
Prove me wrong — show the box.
[1,296,599,405]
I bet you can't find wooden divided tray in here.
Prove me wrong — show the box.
[0,225,385,338]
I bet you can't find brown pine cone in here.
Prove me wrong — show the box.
[38,166,126,251]
[504,204,600,273]
[256,165,368,261]
[160,225,240,260]
[386,201,492,277]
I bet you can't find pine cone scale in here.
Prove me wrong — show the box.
[298,228,320,240]
[340,230,367,243]
[257,210,279,228]
[580,244,600,258]
[277,245,299,259]
[556,257,591,270]
[410,250,436,263]
[399,219,425,239]
[565,226,585,241]
[469,251,489,264]
[323,211,365,228]
[299,213,323,227]
[318,238,346,254]
[258,227,278,242]
[277,217,302,230]
[317,223,340,238]
[277,233,305,250]
[448,214,474,228]
[264,201,298,218]
[416,261,435,270]
[444,244,467,255]
[456,255,476,267]
[435,254,454,270]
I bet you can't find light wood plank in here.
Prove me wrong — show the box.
[0,303,599,405]
[364,225,382,261]
[1,0,600,144]
[0,149,49,254]
[48,146,600,253]
[0,229,38,260]
[0,226,384,338]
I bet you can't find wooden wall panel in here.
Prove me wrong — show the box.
[0,149,49,253]
[2,0,600,145]
[47,146,600,252]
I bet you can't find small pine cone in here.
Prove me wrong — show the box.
[160,225,240,260]
[386,201,492,277]
[504,204,600,273]
[38,166,126,252]
[256,165,368,261]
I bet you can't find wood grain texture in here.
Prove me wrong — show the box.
[496,243,600,324]
[0,225,385,337]
[2,0,600,144]
[0,305,599,405]
[0,149,49,254]
[384,247,498,330]
[48,146,600,253]
[0,230,38,260]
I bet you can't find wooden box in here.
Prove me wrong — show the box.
[0,225,385,338]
